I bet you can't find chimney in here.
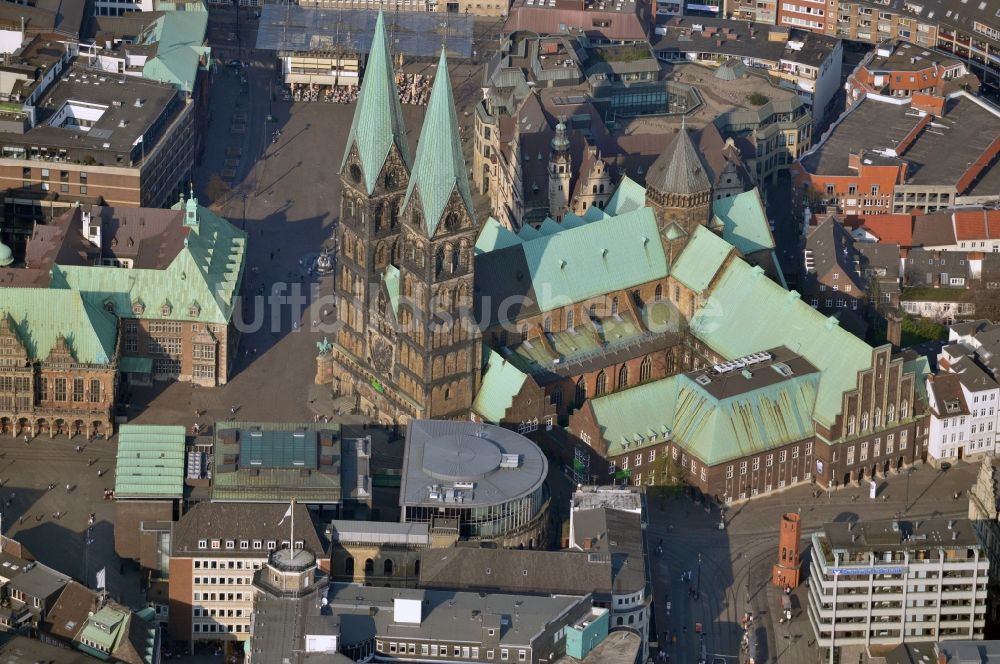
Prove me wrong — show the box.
[885,310,902,349]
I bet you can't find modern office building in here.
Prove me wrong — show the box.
[398,420,549,547]
[166,502,323,650]
[807,517,988,661]
[0,65,195,234]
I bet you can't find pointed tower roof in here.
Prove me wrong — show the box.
[340,10,411,194]
[646,128,712,196]
[402,49,475,238]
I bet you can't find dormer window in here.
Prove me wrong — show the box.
[161,302,172,317]
[188,302,200,317]
[132,299,144,315]
[103,299,115,314]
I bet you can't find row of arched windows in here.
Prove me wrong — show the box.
[344,557,419,578]
[559,357,655,408]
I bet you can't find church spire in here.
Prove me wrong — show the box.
[402,48,475,238]
[340,10,411,194]
[646,126,711,197]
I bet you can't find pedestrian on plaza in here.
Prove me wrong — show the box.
[66,483,70,492]
[97,469,104,477]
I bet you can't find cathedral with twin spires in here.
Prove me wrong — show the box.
[332,13,480,422]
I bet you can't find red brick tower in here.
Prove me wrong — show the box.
[771,512,801,588]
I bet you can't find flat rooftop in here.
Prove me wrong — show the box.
[865,42,963,73]
[800,94,1000,192]
[555,630,642,664]
[510,0,642,15]
[1,64,182,165]
[327,583,586,647]
[905,96,1000,193]
[399,420,547,509]
[652,16,839,68]
[685,347,819,401]
[823,517,981,553]
[212,422,344,504]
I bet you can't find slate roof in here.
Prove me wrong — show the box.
[805,216,865,291]
[646,128,712,196]
[927,373,969,417]
[403,50,474,238]
[171,502,323,557]
[7,564,70,601]
[570,507,646,595]
[326,583,588,647]
[114,425,186,499]
[911,211,956,247]
[51,199,247,325]
[0,636,104,664]
[340,10,411,194]
[418,548,614,596]
[0,289,117,365]
[40,581,94,643]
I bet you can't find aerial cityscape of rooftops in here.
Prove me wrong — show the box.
[1,0,1000,662]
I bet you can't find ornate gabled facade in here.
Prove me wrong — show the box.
[332,42,480,422]
[0,291,119,438]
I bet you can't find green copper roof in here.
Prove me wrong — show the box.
[52,202,246,324]
[473,349,528,423]
[521,206,667,312]
[79,606,129,654]
[403,49,475,237]
[671,371,819,465]
[690,258,874,427]
[589,378,678,458]
[341,10,411,194]
[604,176,647,216]
[0,288,117,364]
[712,188,775,257]
[475,217,522,254]
[671,226,732,293]
[114,424,186,498]
[141,10,210,94]
[211,421,343,503]
[589,365,819,465]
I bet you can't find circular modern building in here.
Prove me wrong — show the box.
[399,420,549,546]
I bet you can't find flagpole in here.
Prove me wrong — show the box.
[290,497,295,552]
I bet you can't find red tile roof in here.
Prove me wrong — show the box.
[860,214,914,246]
[953,209,1000,242]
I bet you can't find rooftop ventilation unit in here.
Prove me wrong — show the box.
[500,453,521,469]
